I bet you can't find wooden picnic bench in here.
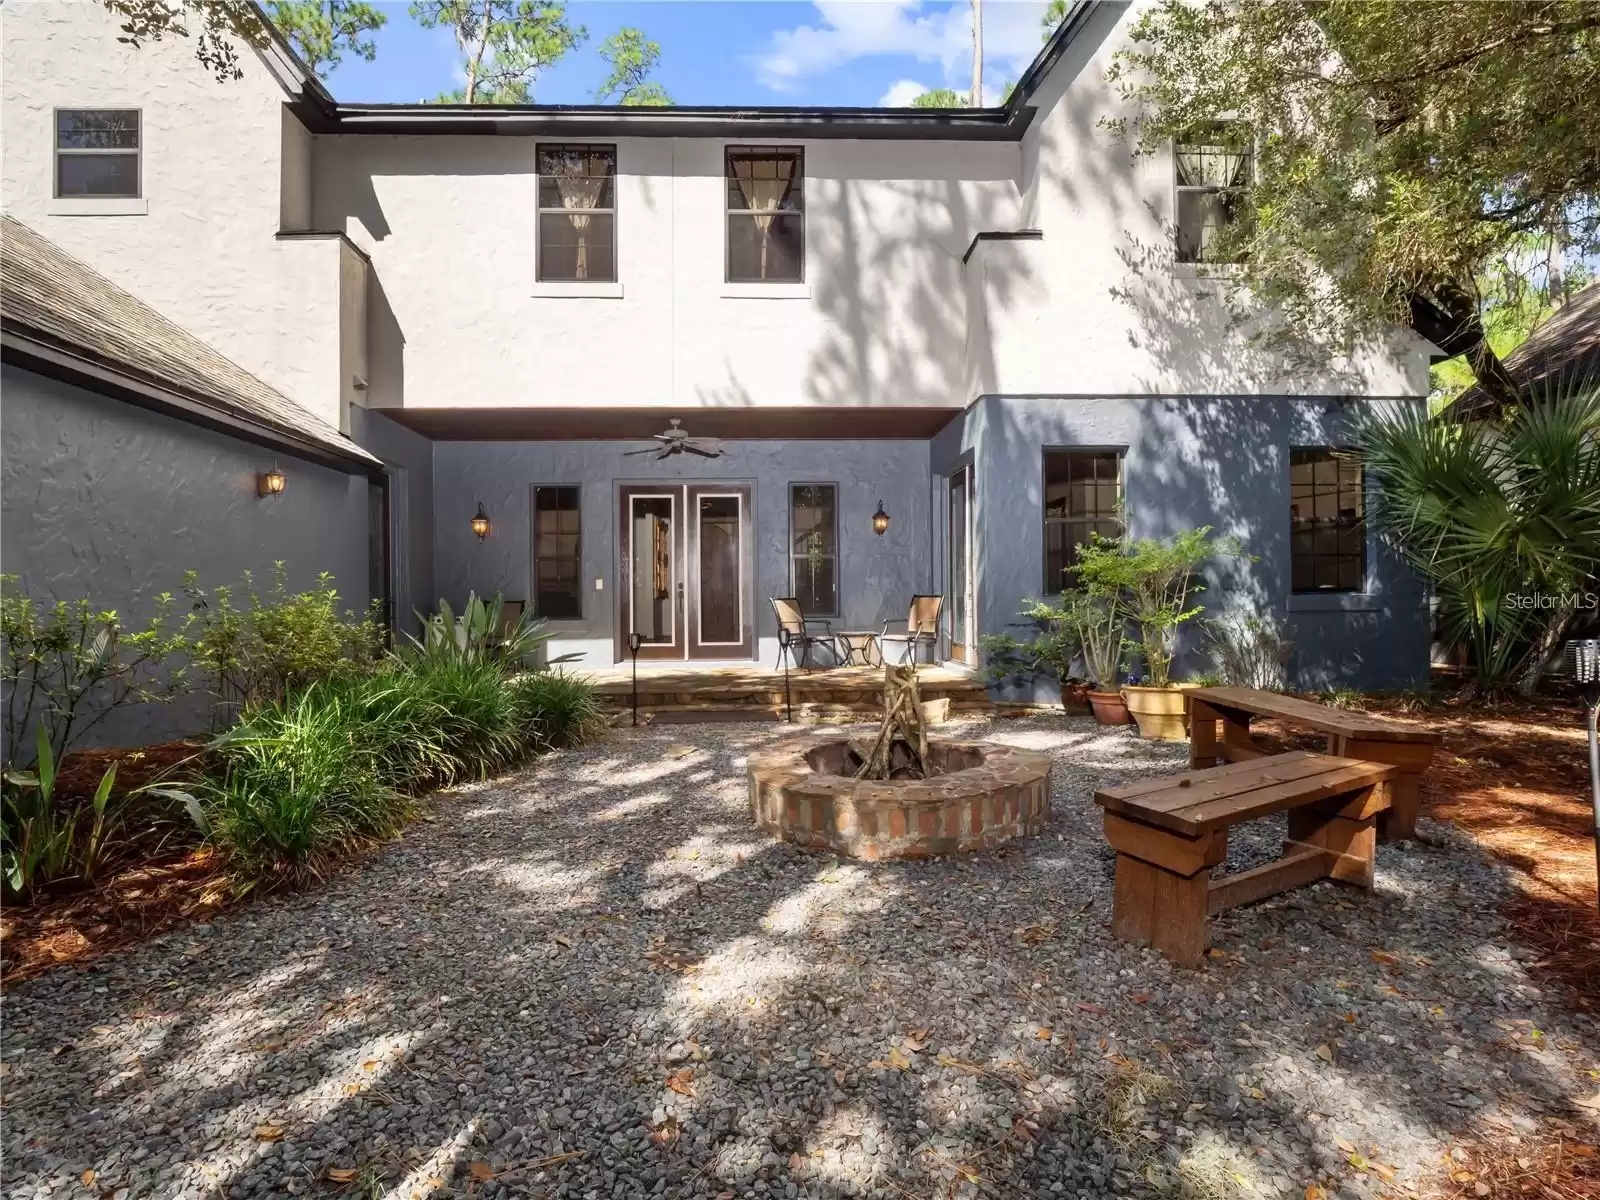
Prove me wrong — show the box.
[1185,686,1441,841]
[1095,751,1396,967]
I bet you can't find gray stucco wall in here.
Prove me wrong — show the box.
[350,407,435,634]
[430,439,935,665]
[933,394,1431,698]
[0,364,372,750]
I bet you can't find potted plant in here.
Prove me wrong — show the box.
[1061,589,1133,724]
[1115,528,1232,740]
[979,601,1090,714]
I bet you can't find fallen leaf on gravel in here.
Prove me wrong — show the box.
[666,1067,695,1095]
[887,1046,911,1069]
[1131,993,1149,1004]
[362,1060,378,1071]
[552,935,572,948]
[469,1161,494,1181]
[1451,1169,1476,1182]
[1343,1012,1357,1024]
[1371,1162,1397,1183]
[1247,1087,1265,1100]
[1571,1144,1596,1157]
[649,1117,679,1148]
[1303,1187,1325,1200]
[1037,1027,1053,1040]
[79,1171,95,1187]
[664,745,696,759]
[1335,1136,1357,1153]
[325,1168,357,1183]
[1015,922,1054,944]
[1347,1152,1369,1171]
[902,1029,929,1050]
[253,1125,285,1142]
[1370,949,1398,965]
[1076,1002,1105,1014]
[1315,1044,1334,1063]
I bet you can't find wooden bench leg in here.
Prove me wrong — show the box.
[1188,699,1219,768]
[1113,855,1211,968]
[1332,737,1433,842]
[1103,814,1227,968]
[1220,711,1265,763]
[1285,783,1387,889]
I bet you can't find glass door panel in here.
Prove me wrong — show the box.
[949,466,975,665]
[621,489,681,660]
[688,485,753,659]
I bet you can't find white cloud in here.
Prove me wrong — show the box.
[752,0,1054,97]
[878,78,933,106]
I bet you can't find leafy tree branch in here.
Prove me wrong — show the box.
[596,27,672,106]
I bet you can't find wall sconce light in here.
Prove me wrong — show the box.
[470,503,491,540]
[258,465,287,497]
[871,499,891,536]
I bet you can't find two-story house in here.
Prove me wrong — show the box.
[1,0,1434,701]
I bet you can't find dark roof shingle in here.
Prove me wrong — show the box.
[0,214,376,466]
[1450,281,1600,417]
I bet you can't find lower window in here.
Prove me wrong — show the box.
[1043,449,1123,591]
[533,485,582,619]
[1290,448,1366,593]
[790,483,837,615]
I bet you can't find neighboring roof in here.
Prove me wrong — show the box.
[0,215,378,470]
[261,0,1103,141]
[1450,281,1600,418]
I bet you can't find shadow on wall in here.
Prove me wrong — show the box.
[800,173,1033,409]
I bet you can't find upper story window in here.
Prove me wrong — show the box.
[55,109,140,199]
[1043,449,1123,592]
[726,147,804,283]
[537,145,616,283]
[1175,123,1252,264]
[1290,448,1366,593]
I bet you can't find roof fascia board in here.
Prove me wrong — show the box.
[1,327,381,475]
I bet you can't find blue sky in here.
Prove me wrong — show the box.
[321,1,1057,106]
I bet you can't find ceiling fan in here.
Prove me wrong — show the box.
[623,419,725,460]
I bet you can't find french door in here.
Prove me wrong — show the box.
[618,484,753,661]
[948,465,976,665]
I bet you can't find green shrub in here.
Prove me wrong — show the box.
[406,592,564,671]
[184,564,385,718]
[1,576,192,767]
[510,670,606,748]
[407,657,528,781]
[203,681,413,885]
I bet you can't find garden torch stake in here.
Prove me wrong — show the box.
[1569,638,1600,912]
[629,632,644,727]
[779,629,793,723]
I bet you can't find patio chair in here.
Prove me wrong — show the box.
[879,594,943,665]
[770,597,834,671]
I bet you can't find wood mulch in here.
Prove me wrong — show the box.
[1257,691,1597,1010]
[0,740,233,985]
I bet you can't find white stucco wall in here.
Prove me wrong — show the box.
[988,0,1432,397]
[313,135,1023,411]
[2,0,1428,422]
[0,1,345,427]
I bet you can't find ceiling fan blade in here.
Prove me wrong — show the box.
[622,447,660,455]
[683,442,723,458]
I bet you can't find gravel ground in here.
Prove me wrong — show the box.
[4,715,1598,1200]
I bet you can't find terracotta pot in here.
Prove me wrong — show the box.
[1121,684,1189,741]
[1060,681,1093,716]
[1086,688,1133,725]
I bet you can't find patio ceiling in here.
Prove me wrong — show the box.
[383,406,964,441]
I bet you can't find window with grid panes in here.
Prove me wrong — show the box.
[726,147,804,282]
[533,486,582,618]
[537,145,616,282]
[1175,123,1252,264]
[789,483,837,615]
[1043,450,1123,591]
[1290,449,1366,593]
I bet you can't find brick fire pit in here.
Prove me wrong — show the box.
[748,737,1052,860]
